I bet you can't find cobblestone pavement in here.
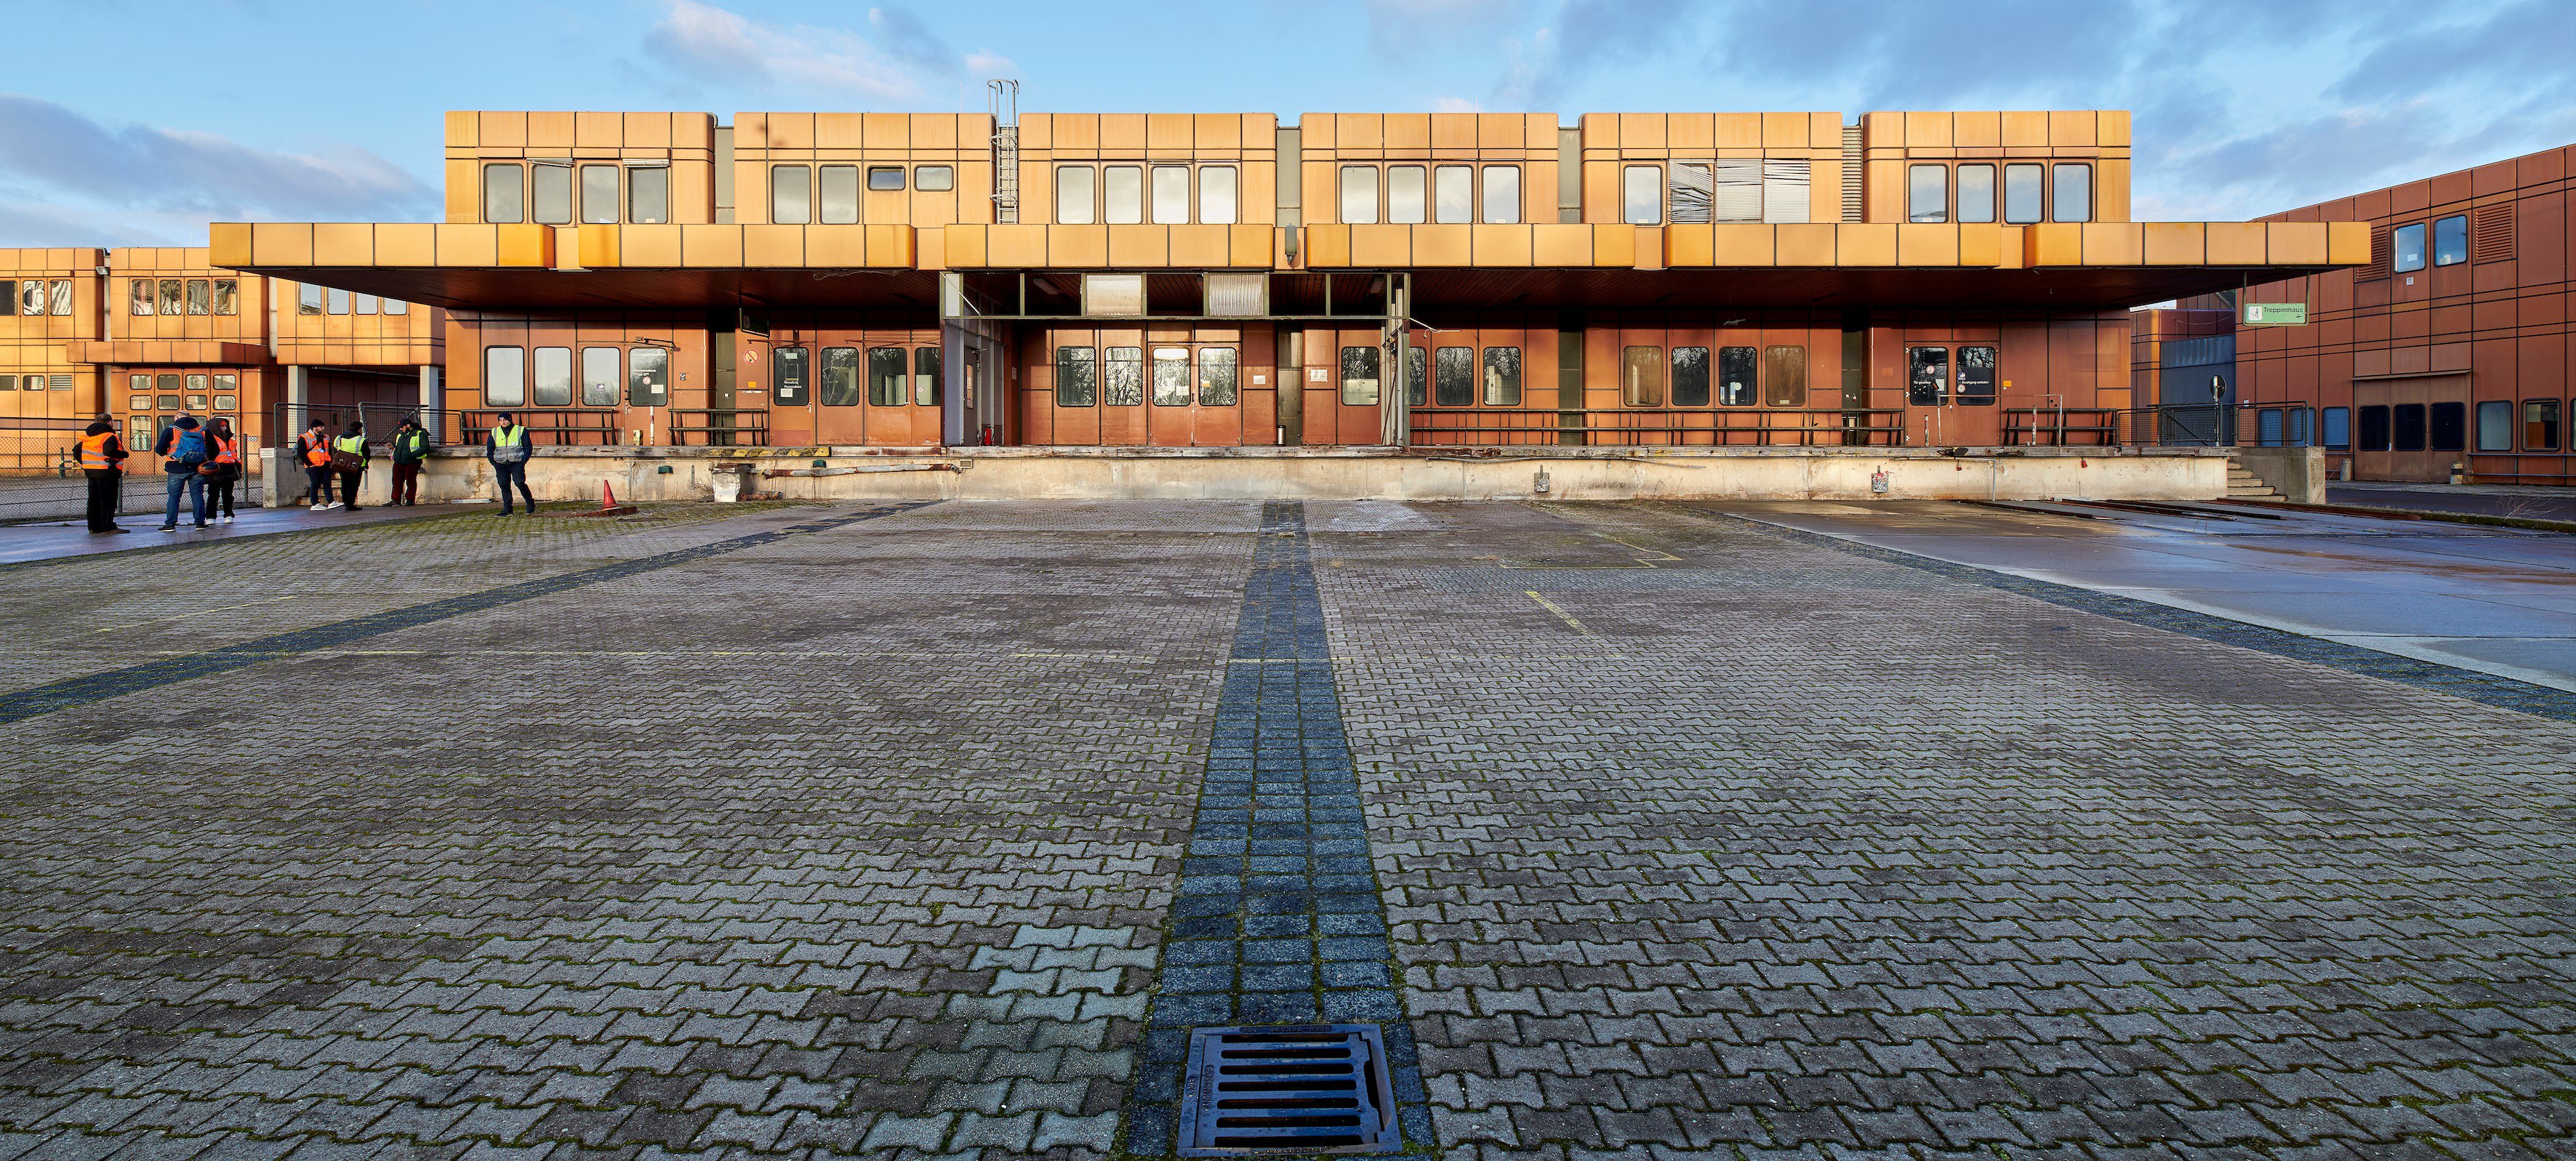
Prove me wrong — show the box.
[1,498,2572,1159]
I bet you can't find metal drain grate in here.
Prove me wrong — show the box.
[1178,1024,1401,1156]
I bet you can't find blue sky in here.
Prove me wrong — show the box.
[3,0,2572,246]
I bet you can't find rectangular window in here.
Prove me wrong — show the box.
[1669,161,1713,225]
[1105,165,1144,224]
[1705,159,1761,222]
[581,164,619,224]
[532,163,573,224]
[1761,160,1810,223]
[1104,346,1144,406]
[483,162,523,222]
[2391,222,2426,272]
[1150,165,1190,225]
[2392,403,2426,450]
[1909,164,1948,223]
[916,165,954,191]
[867,348,908,406]
[2524,400,2560,451]
[129,279,151,316]
[160,279,184,316]
[2323,406,2351,450]
[327,287,350,315]
[1621,346,1664,406]
[0,375,15,389]
[771,164,811,224]
[1764,345,1806,407]
[212,280,237,315]
[1434,165,1473,224]
[1200,165,1237,225]
[583,347,622,406]
[484,345,526,407]
[1082,273,1144,316]
[1957,164,1996,224]
[1718,346,1758,406]
[2433,214,2468,266]
[48,280,68,315]
[531,346,572,406]
[1404,345,1427,406]
[1482,166,1520,224]
[355,293,377,315]
[1055,346,1097,407]
[157,374,182,401]
[2051,164,2093,222]
[628,164,670,224]
[769,346,806,406]
[2475,400,2511,451]
[382,297,406,316]
[1152,348,1192,406]
[2003,163,2043,224]
[1622,165,1663,225]
[14,281,32,314]
[1434,346,1474,406]
[2428,401,2465,451]
[1197,347,1237,407]
[819,165,860,224]
[1908,346,1949,406]
[867,166,905,192]
[1956,345,1996,406]
[819,347,860,406]
[1483,346,1522,406]
[628,345,670,406]
[1341,345,1381,406]
[1671,346,1711,406]
[298,283,321,315]
[1056,165,1096,223]
[1340,166,1379,224]
[915,346,941,406]
[0,282,15,316]
[2358,405,2389,450]
[1388,165,1427,224]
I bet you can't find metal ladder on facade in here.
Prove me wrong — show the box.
[988,79,1019,224]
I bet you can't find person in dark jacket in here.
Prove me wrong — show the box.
[485,411,537,515]
[332,421,371,513]
[151,414,209,531]
[201,417,244,524]
[75,419,129,534]
[388,417,433,506]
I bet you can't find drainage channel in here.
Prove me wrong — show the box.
[1123,499,1428,1157]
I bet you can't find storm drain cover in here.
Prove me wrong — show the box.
[1177,1024,1400,1156]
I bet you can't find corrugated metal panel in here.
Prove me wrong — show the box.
[2472,204,2514,264]
[1840,124,1863,222]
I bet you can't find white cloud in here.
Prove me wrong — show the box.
[964,50,1019,79]
[1432,95,1483,113]
[646,0,991,103]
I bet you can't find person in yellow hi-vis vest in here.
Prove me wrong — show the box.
[484,412,537,515]
[331,422,372,513]
[76,419,129,534]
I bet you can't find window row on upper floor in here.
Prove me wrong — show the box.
[1053,164,1238,226]
[770,164,956,224]
[2,280,73,316]
[1624,161,1806,225]
[484,161,673,225]
[1906,163,2092,224]
[1336,165,1520,225]
[2389,214,2470,273]
[127,278,240,316]
[483,345,670,409]
[292,284,410,316]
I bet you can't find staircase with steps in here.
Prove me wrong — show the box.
[2226,457,2283,500]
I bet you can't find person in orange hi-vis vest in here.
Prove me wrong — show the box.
[76,418,129,534]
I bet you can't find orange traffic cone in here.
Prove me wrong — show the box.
[573,479,639,518]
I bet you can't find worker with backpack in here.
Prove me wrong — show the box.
[152,413,210,531]
[199,417,244,524]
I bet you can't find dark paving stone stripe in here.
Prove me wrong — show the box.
[1123,499,1431,1157]
[1725,510,2576,723]
[0,502,936,726]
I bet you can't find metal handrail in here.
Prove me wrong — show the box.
[1409,406,1908,447]
[668,409,771,447]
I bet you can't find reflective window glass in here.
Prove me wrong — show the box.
[1483,166,1520,224]
[769,346,806,406]
[531,347,573,406]
[915,346,941,406]
[819,348,861,406]
[2051,163,2093,222]
[484,346,525,408]
[2003,163,2043,224]
[1669,161,1713,225]
[19,281,41,314]
[2391,222,2426,272]
[2324,406,2351,449]
[1622,165,1662,225]
[1341,345,1381,406]
[160,279,183,316]
[297,283,321,315]
[1200,165,1237,225]
[628,346,669,406]
[355,293,377,315]
[771,165,811,224]
[628,165,670,224]
[186,279,209,315]
[483,162,523,222]
[1388,166,1427,224]
[582,164,620,224]
[1621,346,1664,406]
[1956,345,1997,406]
[867,347,908,406]
[1434,346,1474,406]
[532,164,573,224]
[1152,348,1192,406]
[1056,165,1096,223]
[1055,346,1097,407]
[2428,401,2465,451]
[1957,164,1996,223]
[1908,346,1949,406]
[1482,346,1522,406]
[2358,405,2389,450]
[1152,165,1190,224]
[1909,164,1948,222]
[129,279,151,316]
[327,288,350,315]
[819,166,860,224]
[867,166,905,191]
[212,280,237,316]
[584,347,622,406]
[1764,345,1807,407]
[382,297,406,316]
[2433,214,2468,265]
[2524,400,2559,451]
[1434,166,1473,224]
[1405,345,1426,406]
[916,165,954,191]
[1340,166,1379,224]
[2393,403,2426,450]
[1104,347,1144,406]
[1105,165,1144,224]
[1672,346,1711,406]
[2476,400,2511,450]
[1718,346,1757,406]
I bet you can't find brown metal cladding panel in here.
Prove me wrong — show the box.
[2079,224,2140,265]
[1146,113,1190,151]
[2098,158,2132,222]
[1776,224,1834,266]
[1903,112,1951,150]
[481,111,526,149]
[379,224,437,267]
[1309,224,1352,268]
[1108,225,1168,266]
[2205,222,2267,265]
[527,112,574,149]
[674,163,714,224]
[1838,224,1896,266]
[2141,222,2203,265]
[1582,161,1616,224]
[1341,115,1381,153]
[1896,225,1958,266]
[445,159,479,223]
[1102,114,1147,152]
[252,223,313,267]
[1999,111,2046,148]
[2047,111,2097,148]
[988,225,1045,266]
[1051,225,1108,267]
[1953,112,1999,149]
[1473,225,1531,267]
[1350,225,1410,267]
[576,111,621,148]
[1387,114,1430,152]
[1711,224,1772,266]
[446,111,478,148]
[1621,113,1664,151]
[313,223,374,266]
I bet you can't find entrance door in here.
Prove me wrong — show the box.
[2353,374,2470,481]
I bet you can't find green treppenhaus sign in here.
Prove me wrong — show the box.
[2241,302,2307,326]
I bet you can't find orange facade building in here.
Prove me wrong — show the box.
[4,105,2363,470]
[2166,142,2576,483]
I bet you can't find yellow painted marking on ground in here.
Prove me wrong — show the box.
[1525,590,1592,635]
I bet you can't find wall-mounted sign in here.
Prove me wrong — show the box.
[2242,302,2307,326]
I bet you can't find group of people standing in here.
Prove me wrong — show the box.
[76,411,539,534]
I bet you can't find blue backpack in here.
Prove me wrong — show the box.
[170,428,207,467]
